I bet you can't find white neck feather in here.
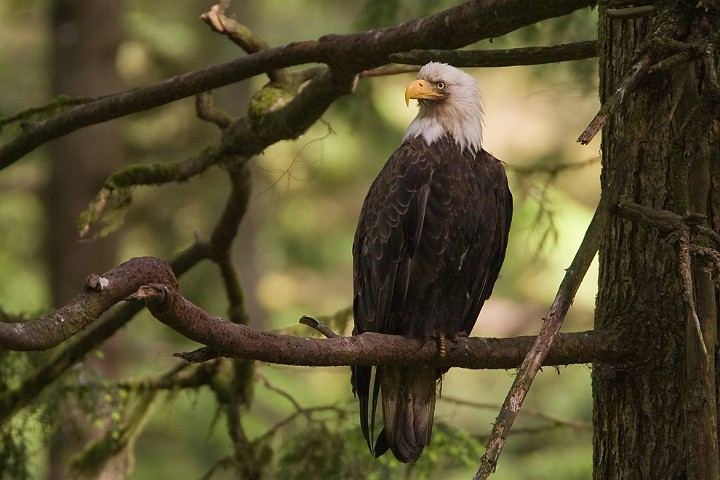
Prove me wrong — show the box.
[403,64,484,155]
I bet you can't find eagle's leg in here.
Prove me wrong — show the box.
[431,331,448,358]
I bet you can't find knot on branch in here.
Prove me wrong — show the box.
[127,283,169,304]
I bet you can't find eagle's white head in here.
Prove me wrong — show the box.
[403,62,483,154]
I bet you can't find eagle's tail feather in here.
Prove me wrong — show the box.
[379,366,437,463]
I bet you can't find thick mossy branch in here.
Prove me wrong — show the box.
[78,146,223,238]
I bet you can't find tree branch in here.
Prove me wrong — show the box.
[135,278,632,369]
[577,53,652,144]
[0,257,176,351]
[390,40,598,67]
[615,201,720,247]
[0,0,596,169]
[475,189,611,479]
[0,164,252,423]
[0,257,635,370]
[475,82,641,475]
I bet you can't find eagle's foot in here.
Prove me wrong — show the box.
[432,331,448,358]
[450,331,469,342]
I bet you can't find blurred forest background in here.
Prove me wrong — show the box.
[0,1,601,478]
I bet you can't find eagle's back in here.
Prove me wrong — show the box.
[352,135,512,339]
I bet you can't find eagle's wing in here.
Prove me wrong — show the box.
[453,149,513,335]
[352,138,444,336]
[351,137,440,454]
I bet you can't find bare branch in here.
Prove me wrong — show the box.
[0,257,176,351]
[200,1,270,54]
[0,0,596,169]
[507,156,599,177]
[606,5,657,18]
[200,1,289,84]
[299,316,341,339]
[196,91,233,129]
[360,65,420,77]
[442,396,592,431]
[577,53,652,144]
[390,41,598,68]
[475,192,610,479]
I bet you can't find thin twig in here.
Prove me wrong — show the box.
[200,1,289,84]
[507,156,599,177]
[299,315,340,338]
[606,5,657,18]
[196,91,233,129]
[678,231,709,356]
[577,54,652,144]
[442,396,592,431]
[474,195,610,479]
[256,370,304,411]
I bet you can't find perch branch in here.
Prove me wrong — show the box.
[0,257,634,369]
[133,277,631,369]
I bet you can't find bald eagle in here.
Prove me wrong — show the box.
[351,62,512,463]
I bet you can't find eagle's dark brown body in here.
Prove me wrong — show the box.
[351,135,512,462]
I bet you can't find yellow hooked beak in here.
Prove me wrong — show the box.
[404,79,443,106]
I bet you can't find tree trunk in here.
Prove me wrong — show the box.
[46,0,124,478]
[593,3,719,479]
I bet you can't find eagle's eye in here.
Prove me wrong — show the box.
[436,82,446,91]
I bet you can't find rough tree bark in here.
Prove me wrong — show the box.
[593,2,719,479]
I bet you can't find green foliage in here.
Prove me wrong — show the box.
[274,418,483,480]
[70,389,156,479]
[0,419,34,480]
